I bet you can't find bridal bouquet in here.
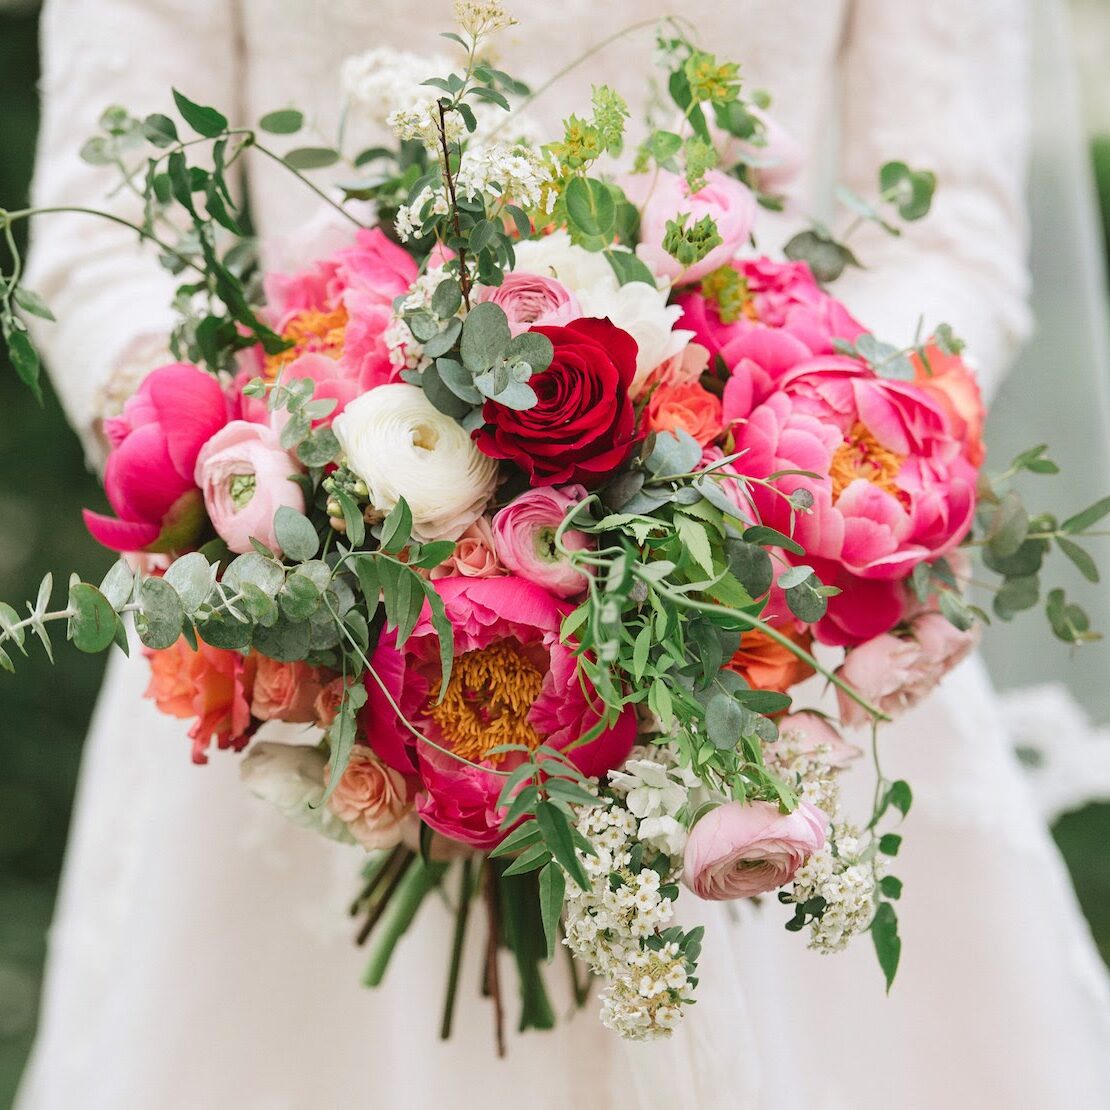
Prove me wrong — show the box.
[1,3,1106,1047]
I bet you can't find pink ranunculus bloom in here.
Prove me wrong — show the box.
[644,380,724,447]
[676,257,866,367]
[624,169,758,286]
[734,357,978,584]
[475,272,582,336]
[361,575,636,849]
[429,516,506,580]
[834,610,978,728]
[325,745,412,850]
[84,363,229,553]
[250,657,325,723]
[683,799,827,901]
[193,421,305,556]
[491,486,594,599]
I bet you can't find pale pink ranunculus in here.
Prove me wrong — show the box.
[683,799,827,901]
[734,358,978,585]
[429,516,506,580]
[193,421,305,555]
[250,657,325,724]
[834,610,978,727]
[325,745,412,850]
[676,257,866,369]
[772,712,860,769]
[625,169,757,285]
[491,486,594,599]
[85,363,229,553]
[645,379,724,447]
[475,272,581,336]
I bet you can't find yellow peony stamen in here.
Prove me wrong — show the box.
[829,421,905,501]
[426,640,545,764]
[264,305,349,377]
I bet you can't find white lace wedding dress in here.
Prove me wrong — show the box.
[17,2,1110,1107]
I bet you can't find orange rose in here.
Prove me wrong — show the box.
[145,638,255,763]
[911,343,985,466]
[250,657,325,723]
[725,624,815,695]
[644,380,724,447]
[314,676,348,729]
[325,745,411,850]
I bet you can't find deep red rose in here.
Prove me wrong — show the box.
[474,317,639,487]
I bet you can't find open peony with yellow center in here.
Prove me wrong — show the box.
[333,383,498,542]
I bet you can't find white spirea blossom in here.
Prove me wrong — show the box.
[341,47,451,129]
[332,383,498,542]
[455,143,552,213]
[454,0,517,37]
[384,267,452,370]
[764,728,845,816]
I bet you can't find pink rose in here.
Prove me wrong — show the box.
[326,745,411,850]
[734,358,978,584]
[834,611,978,727]
[683,800,827,901]
[475,272,581,336]
[491,486,593,599]
[250,657,325,723]
[429,517,506,580]
[644,380,724,447]
[194,421,305,555]
[84,363,229,553]
[625,169,757,285]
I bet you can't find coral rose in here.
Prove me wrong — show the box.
[325,745,411,850]
[725,624,815,694]
[645,380,724,447]
[250,657,325,723]
[474,317,639,488]
[683,800,827,900]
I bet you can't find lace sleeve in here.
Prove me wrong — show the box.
[831,0,1032,394]
[26,0,240,462]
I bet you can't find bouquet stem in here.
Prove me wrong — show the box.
[482,863,507,1058]
[440,857,475,1041]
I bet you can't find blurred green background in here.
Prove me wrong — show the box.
[1,3,1110,1106]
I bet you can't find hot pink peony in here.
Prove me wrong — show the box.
[193,421,305,555]
[84,363,229,553]
[734,358,978,584]
[491,485,593,598]
[475,272,582,336]
[624,169,757,285]
[361,575,636,848]
[683,799,827,900]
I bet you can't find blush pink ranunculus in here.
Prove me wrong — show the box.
[676,257,866,368]
[644,380,724,447]
[429,516,506,580]
[193,421,305,555]
[475,272,582,336]
[683,799,827,901]
[250,657,325,723]
[734,357,978,584]
[361,575,636,849]
[491,486,593,599]
[325,745,412,850]
[834,610,979,727]
[84,363,229,553]
[625,169,758,286]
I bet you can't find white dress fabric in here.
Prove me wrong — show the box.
[17,2,1110,1108]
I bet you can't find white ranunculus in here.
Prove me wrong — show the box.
[332,383,498,542]
[578,280,694,396]
[240,742,354,844]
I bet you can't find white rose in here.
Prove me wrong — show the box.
[332,383,498,542]
[240,741,354,844]
[510,229,617,296]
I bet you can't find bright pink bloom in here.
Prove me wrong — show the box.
[84,363,228,552]
[475,272,581,336]
[683,799,827,900]
[624,169,757,285]
[361,575,636,849]
[429,517,506,580]
[734,358,978,584]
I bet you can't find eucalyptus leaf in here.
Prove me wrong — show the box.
[68,583,118,653]
[136,577,185,650]
[274,506,320,562]
[162,551,217,612]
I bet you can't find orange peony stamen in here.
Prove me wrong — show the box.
[264,305,349,377]
[829,422,905,501]
[426,640,545,763]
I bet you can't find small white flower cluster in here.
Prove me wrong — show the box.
[608,749,699,857]
[394,185,450,243]
[454,0,517,38]
[341,47,451,130]
[599,942,689,1040]
[455,143,553,214]
[788,824,881,953]
[764,729,843,816]
[383,267,451,370]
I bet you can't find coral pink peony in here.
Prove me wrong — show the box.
[85,363,229,553]
[644,380,724,447]
[325,745,411,850]
[193,421,305,555]
[475,272,581,336]
[624,169,757,285]
[683,800,827,900]
[250,657,325,723]
[734,358,978,584]
[145,638,254,764]
[361,575,636,848]
[491,485,593,598]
